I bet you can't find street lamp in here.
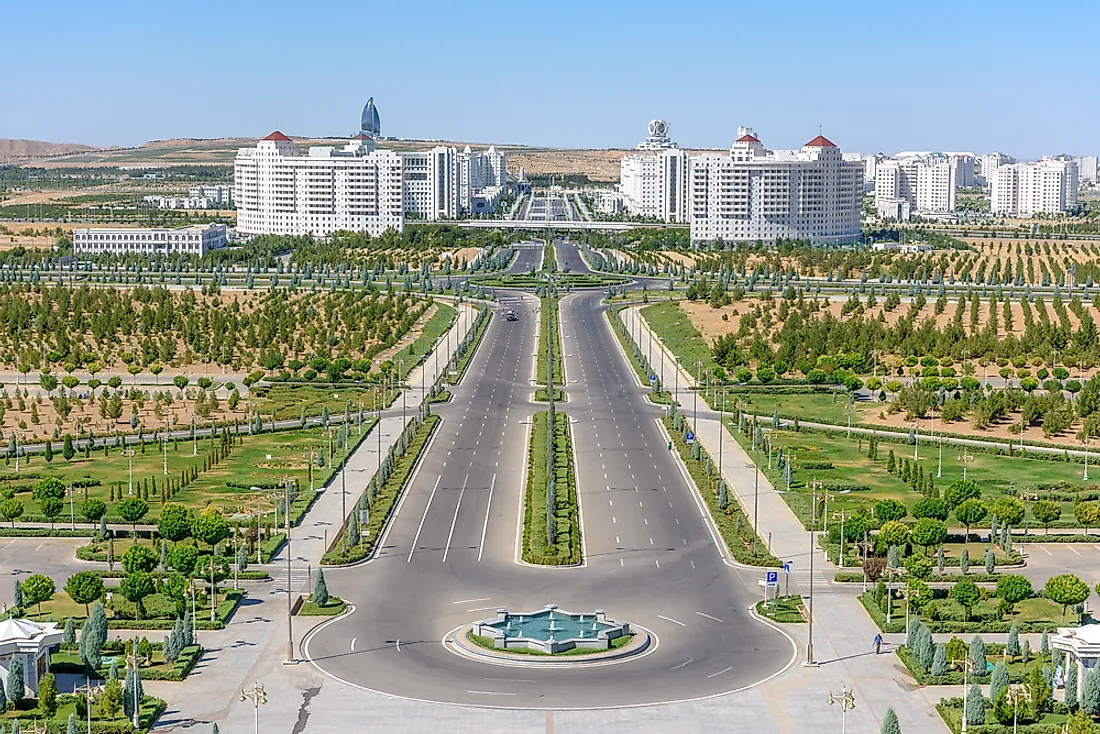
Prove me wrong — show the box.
[826,686,856,734]
[74,677,104,734]
[124,448,136,495]
[961,656,975,734]
[239,682,267,734]
[125,637,146,729]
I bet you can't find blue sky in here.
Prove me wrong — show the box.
[1,0,1095,159]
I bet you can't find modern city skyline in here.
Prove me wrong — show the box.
[2,0,1097,159]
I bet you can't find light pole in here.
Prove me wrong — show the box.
[163,417,169,476]
[125,636,145,729]
[124,448,136,495]
[239,682,267,734]
[284,477,295,665]
[1085,437,1090,481]
[806,479,817,667]
[827,686,856,734]
[961,656,975,734]
[74,677,103,734]
[69,484,75,530]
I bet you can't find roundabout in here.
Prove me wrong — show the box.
[301,245,799,710]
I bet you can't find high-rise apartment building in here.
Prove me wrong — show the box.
[980,153,1015,185]
[990,159,1079,216]
[619,121,690,223]
[688,131,863,244]
[874,157,957,219]
[1076,156,1097,184]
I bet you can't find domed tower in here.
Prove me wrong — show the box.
[360,97,381,139]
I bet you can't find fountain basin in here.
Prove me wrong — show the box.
[472,605,630,654]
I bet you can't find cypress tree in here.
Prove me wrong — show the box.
[989,661,1010,703]
[6,657,24,706]
[67,713,80,734]
[936,544,945,573]
[346,516,360,546]
[63,617,76,648]
[1006,625,1020,658]
[965,683,986,725]
[313,568,329,606]
[1065,660,1078,711]
[1040,630,1050,658]
[916,626,935,670]
[931,643,947,676]
[0,671,7,712]
[968,635,986,671]
[880,707,902,734]
[960,548,969,574]
[1083,666,1100,717]
[985,549,995,574]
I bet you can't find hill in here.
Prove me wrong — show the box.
[0,138,101,163]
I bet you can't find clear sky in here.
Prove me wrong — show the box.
[2,0,1095,159]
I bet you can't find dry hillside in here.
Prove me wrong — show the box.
[0,138,101,163]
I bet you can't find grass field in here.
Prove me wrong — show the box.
[641,300,718,376]
[522,411,580,565]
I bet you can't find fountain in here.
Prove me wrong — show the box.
[471,605,631,654]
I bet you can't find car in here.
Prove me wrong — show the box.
[506,310,517,321]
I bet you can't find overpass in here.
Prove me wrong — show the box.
[450,219,676,231]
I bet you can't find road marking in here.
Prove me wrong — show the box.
[453,597,491,604]
[466,605,499,612]
[479,474,496,563]
[350,637,356,651]
[690,560,696,568]
[613,516,616,524]
[644,518,648,525]
[620,558,624,566]
[655,559,660,568]
[396,639,401,653]
[657,614,685,627]
[671,658,693,670]
[1068,546,1081,555]
[443,474,469,563]
[696,611,724,623]
[408,475,442,562]
[707,666,734,679]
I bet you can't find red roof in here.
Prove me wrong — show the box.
[804,135,837,148]
[735,134,761,143]
[263,130,292,142]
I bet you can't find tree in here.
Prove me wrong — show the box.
[191,508,229,549]
[965,683,985,725]
[969,634,987,670]
[990,660,1010,703]
[120,571,155,618]
[80,602,108,670]
[874,499,908,524]
[954,499,989,536]
[911,518,948,553]
[168,544,201,575]
[123,663,144,721]
[121,544,158,575]
[1067,660,1079,711]
[38,671,58,717]
[995,575,1033,612]
[157,504,194,542]
[1066,710,1095,734]
[954,578,980,621]
[7,656,25,706]
[0,497,25,527]
[65,571,105,616]
[944,479,981,509]
[1029,664,1051,719]
[985,548,995,574]
[0,670,6,712]
[915,625,935,669]
[117,497,149,531]
[63,617,77,648]
[904,553,933,580]
[100,678,123,719]
[931,643,947,676]
[63,434,75,461]
[880,707,902,734]
[879,520,910,547]
[67,713,80,734]
[1076,502,1100,534]
[33,476,66,502]
[1007,624,1021,657]
[1084,666,1100,717]
[43,438,54,463]
[21,573,55,613]
[1032,500,1062,531]
[960,547,970,574]
[79,498,107,526]
[991,496,1026,527]
[912,497,949,521]
[41,496,64,529]
[313,567,329,606]
[1045,574,1090,621]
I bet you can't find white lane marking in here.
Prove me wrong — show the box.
[478,474,496,563]
[396,639,402,653]
[453,597,491,604]
[655,559,660,569]
[696,611,724,623]
[671,658,693,670]
[408,475,442,562]
[658,614,686,627]
[466,605,499,612]
[350,638,356,651]
[467,690,517,696]
[708,666,734,679]
[443,474,469,563]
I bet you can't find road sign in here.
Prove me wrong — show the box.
[783,562,792,575]
[765,571,778,585]
[649,374,658,383]
[686,432,695,444]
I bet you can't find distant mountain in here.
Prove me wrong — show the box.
[0,138,100,163]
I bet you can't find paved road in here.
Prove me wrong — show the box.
[304,246,792,708]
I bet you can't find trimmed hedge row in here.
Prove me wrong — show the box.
[859,591,1057,634]
[521,411,581,566]
[896,645,1041,686]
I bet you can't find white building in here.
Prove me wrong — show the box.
[234,107,509,237]
[950,154,976,188]
[990,159,1079,216]
[74,223,227,257]
[874,157,957,219]
[979,152,1015,185]
[1077,155,1097,184]
[1052,624,1100,707]
[0,618,64,697]
[688,132,863,245]
[189,184,234,206]
[619,121,690,223]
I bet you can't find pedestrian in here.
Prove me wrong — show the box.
[874,633,883,655]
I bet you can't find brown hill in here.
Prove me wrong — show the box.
[0,138,101,163]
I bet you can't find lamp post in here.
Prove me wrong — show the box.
[74,677,103,734]
[284,476,295,665]
[239,682,267,734]
[827,686,856,734]
[806,479,817,667]
[124,448,136,495]
[961,656,975,734]
[1085,437,1090,481]
[125,636,145,729]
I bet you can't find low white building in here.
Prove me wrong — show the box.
[0,617,63,698]
[1052,624,1100,704]
[991,159,1079,216]
[74,223,228,257]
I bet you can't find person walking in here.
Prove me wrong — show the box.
[874,633,883,655]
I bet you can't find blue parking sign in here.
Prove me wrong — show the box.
[686,432,695,443]
[766,571,778,585]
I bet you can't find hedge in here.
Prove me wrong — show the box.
[897,645,1042,685]
[51,644,203,681]
[937,698,1071,734]
[0,527,96,537]
[834,572,1001,584]
[321,414,439,565]
[859,591,1057,634]
[521,411,581,566]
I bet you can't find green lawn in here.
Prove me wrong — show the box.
[391,302,456,380]
[730,423,1091,530]
[756,596,805,623]
[522,411,580,565]
[298,597,346,616]
[252,383,394,421]
[641,300,717,375]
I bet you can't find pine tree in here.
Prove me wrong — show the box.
[1040,630,1050,658]
[313,568,329,606]
[985,549,995,574]
[906,619,921,649]
[1022,639,1031,663]
[67,713,80,734]
[937,544,945,573]
[965,683,986,724]
[990,661,1010,703]
[1006,625,1020,658]
[969,635,987,671]
[1066,660,1079,711]
[6,657,24,706]
[887,450,896,473]
[880,707,902,734]
[931,644,947,676]
[1083,666,1100,717]
[63,617,76,648]
[960,548,969,574]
